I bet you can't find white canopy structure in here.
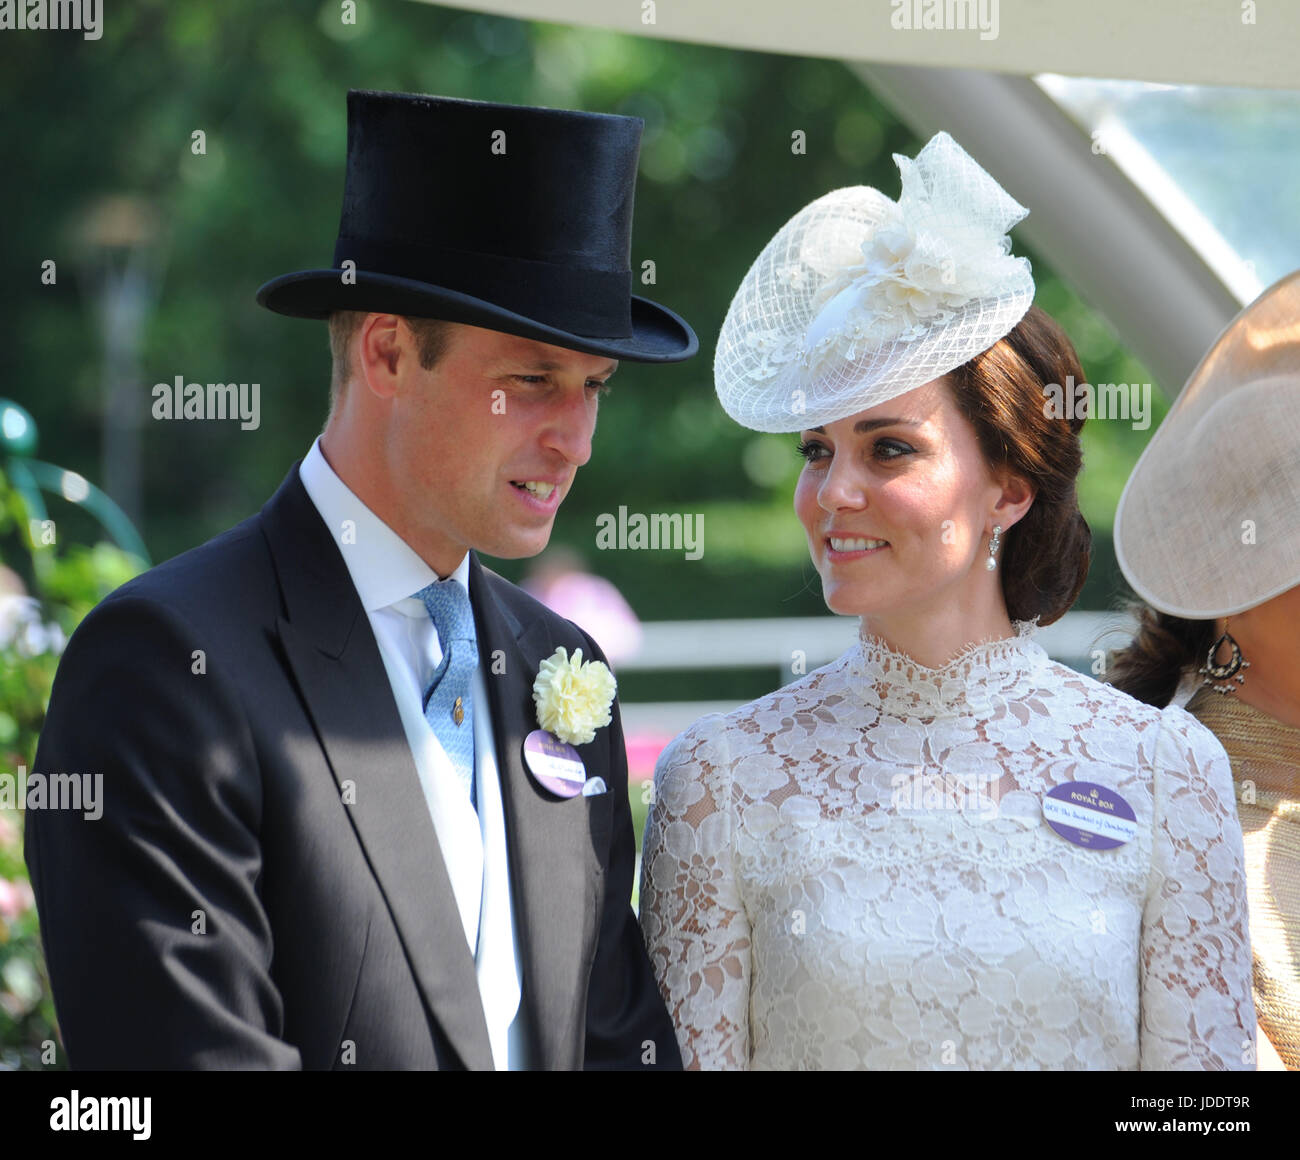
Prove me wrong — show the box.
[416,0,1300,394]
[421,1,1299,91]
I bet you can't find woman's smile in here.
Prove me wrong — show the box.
[823,534,890,561]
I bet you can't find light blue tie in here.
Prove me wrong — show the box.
[416,578,478,811]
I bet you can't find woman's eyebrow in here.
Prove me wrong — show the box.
[807,418,921,434]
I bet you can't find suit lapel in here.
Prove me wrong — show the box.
[261,467,495,1071]
[469,554,595,1069]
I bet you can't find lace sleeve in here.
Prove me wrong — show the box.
[639,717,752,1070]
[1140,706,1256,1070]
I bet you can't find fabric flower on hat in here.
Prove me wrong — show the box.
[807,211,1014,356]
[800,135,1030,369]
[714,131,1035,433]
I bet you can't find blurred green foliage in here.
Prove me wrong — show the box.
[0,0,1191,1071]
[0,465,144,1069]
[2,0,1157,637]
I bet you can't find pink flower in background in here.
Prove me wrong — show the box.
[0,564,66,657]
[0,877,34,920]
[625,733,676,781]
[522,549,643,665]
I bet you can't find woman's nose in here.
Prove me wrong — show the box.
[818,457,867,512]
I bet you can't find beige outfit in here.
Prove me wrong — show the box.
[1186,687,1300,1070]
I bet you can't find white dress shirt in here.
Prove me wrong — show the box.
[298,437,526,1069]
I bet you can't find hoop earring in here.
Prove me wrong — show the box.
[984,525,1002,572]
[1199,622,1250,694]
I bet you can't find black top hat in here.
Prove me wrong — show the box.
[257,90,697,364]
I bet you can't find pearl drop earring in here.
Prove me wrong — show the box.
[985,525,1002,571]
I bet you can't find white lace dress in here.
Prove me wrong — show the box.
[639,627,1256,1070]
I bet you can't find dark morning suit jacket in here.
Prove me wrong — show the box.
[25,464,680,1070]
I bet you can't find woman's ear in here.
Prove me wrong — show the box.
[993,470,1035,532]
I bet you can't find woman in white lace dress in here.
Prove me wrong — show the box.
[639,133,1255,1070]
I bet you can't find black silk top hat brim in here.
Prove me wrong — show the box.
[257,90,698,364]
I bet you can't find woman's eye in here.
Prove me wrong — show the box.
[798,436,912,463]
[875,439,914,460]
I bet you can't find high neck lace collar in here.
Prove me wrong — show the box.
[849,619,1049,718]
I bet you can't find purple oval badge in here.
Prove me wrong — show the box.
[523,730,587,798]
[1042,781,1137,850]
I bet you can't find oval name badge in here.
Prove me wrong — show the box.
[523,729,587,798]
[1042,781,1137,851]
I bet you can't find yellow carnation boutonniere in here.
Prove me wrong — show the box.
[532,646,617,747]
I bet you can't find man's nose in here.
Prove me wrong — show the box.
[542,388,595,467]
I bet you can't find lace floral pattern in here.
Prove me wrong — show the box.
[639,626,1255,1070]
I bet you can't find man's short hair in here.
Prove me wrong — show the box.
[327,312,453,410]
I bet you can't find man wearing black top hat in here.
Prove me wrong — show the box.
[26,91,695,1070]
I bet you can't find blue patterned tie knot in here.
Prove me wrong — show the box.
[415,578,478,809]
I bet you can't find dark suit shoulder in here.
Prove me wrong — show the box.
[92,512,275,630]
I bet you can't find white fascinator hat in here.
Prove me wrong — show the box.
[714,131,1035,433]
[1114,269,1300,619]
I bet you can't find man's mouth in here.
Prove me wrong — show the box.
[511,480,557,500]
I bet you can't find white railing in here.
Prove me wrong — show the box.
[618,609,1137,738]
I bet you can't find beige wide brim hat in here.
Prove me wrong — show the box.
[1114,269,1300,619]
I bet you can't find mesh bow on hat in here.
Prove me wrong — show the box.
[1115,269,1300,618]
[714,131,1035,433]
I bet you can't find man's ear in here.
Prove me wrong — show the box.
[993,469,1035,532]
[357,313,406,399]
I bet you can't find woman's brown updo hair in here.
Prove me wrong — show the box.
[944,305,1092,626]
[1108,607,1216,707]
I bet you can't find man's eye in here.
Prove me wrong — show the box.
[587,381,612,396]
[514,375,546,384]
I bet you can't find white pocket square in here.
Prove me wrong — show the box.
[581,776,608,797]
